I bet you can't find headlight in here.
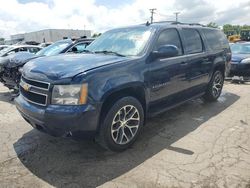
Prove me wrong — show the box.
[241,58,250,64]
[51,84,88,105]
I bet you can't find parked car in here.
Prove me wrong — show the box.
[0,45,41,86]
[0,45,42,57]
[38,42,53,48]
[0,45,9,51]
[227,42,250,77]
[0,38,93,91]
[15,22,230,151]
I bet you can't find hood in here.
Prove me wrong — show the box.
[231,53,250,63]
[23,53,130,81]
[5,52,40,68]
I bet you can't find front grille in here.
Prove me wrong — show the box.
[22,76,49,90]
[20,77,50,106]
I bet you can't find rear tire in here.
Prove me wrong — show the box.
[97,96,144,152]
[203,70,224,102]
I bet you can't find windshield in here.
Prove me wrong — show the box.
[231,44,250,54]
[86,27,153,56]
[36,40,72,56]
[0,46,14,56]
[0,46,8,51]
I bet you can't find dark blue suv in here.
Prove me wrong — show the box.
[15,22,231,151]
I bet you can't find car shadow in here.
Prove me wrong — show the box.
[13,91,239,188]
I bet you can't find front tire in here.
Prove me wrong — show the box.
[203,70,224,102]
[97,97,144,152]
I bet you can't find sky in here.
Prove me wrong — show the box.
[0,0,250,39]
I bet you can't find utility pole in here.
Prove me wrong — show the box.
[174,12,180,22]
[149,8,157,23]
[84,24,86,37]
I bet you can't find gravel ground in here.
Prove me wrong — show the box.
[0,82,250,188]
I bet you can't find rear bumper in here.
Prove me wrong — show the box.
[15,94,101,139]
[229,63,250,76]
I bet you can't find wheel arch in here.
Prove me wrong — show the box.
[214,62,225,76]
[212,56,226,77]
[97,83,148,132]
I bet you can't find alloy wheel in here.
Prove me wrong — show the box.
[212,72,223,98]
[111,105,140,145]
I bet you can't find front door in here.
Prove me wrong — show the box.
[148,28,189,114]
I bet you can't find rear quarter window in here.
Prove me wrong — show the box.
[182,28,203,54]
[202,29,229,50]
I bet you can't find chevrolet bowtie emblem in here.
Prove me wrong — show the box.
[23,83,31,92]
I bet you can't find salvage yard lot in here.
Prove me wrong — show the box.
[0,82,250,188]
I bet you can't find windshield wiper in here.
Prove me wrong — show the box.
[82,49,94,54]
[94,50,126,57]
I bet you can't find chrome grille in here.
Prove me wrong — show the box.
[20,77,50,106]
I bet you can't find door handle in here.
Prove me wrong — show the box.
[202,58,211,64]
[180,62,188,66]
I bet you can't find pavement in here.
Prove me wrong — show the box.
[0,82,250,188]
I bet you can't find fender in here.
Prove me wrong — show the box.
[101,81,149,103]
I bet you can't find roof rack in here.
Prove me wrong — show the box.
[180,22,206,27]
[146,21,206,27]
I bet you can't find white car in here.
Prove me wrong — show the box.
[0,45,9,51]
[0,45,42,57]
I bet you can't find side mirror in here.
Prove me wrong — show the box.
[152,45,179,59]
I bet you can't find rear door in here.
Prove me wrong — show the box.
[181,28,212,95]
[148,28,190,113]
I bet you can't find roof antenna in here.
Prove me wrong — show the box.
[146,21,150,26]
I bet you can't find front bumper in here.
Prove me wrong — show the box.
[0,66,4,83]
[229,62,250,76]
[15,94,101,139]
[1,67,20,90]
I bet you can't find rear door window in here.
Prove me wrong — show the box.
[156,28,183,56]
[182,28,203,54]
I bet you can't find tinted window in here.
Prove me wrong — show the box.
[203,29,229,50]
[156,29,183,55]
[182,29,203,54]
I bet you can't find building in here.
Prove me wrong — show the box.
[9,29,91,44]
[8,33,25,44]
